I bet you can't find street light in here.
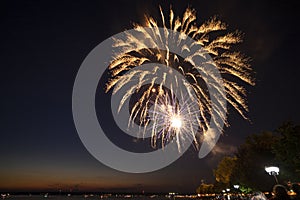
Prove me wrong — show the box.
[233,184,240,195]
[265,166,279,183]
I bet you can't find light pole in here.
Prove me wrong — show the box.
[233,184,240,197]
[233,184,240,193]
[265,166,279,184]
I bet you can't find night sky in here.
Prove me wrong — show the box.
[1,0,300,193]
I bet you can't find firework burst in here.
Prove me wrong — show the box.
[105,6,254,151]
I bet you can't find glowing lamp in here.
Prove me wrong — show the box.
[233,185,239,189]
[265,166,279,175]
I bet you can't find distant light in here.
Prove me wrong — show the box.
[222,190,226,193]
[265,166,279,175]
[226,188,230,192]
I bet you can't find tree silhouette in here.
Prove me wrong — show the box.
[272,121,300,181]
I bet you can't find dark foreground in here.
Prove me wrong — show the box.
[0,195,200,200]
[0,194,258,200]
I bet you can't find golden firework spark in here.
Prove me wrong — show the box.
[105,6,254,151]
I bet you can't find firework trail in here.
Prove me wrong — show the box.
[105,6,254,151]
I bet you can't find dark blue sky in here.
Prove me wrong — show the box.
[0,0,299,193]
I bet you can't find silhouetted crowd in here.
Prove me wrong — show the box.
[212,183,300,200]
